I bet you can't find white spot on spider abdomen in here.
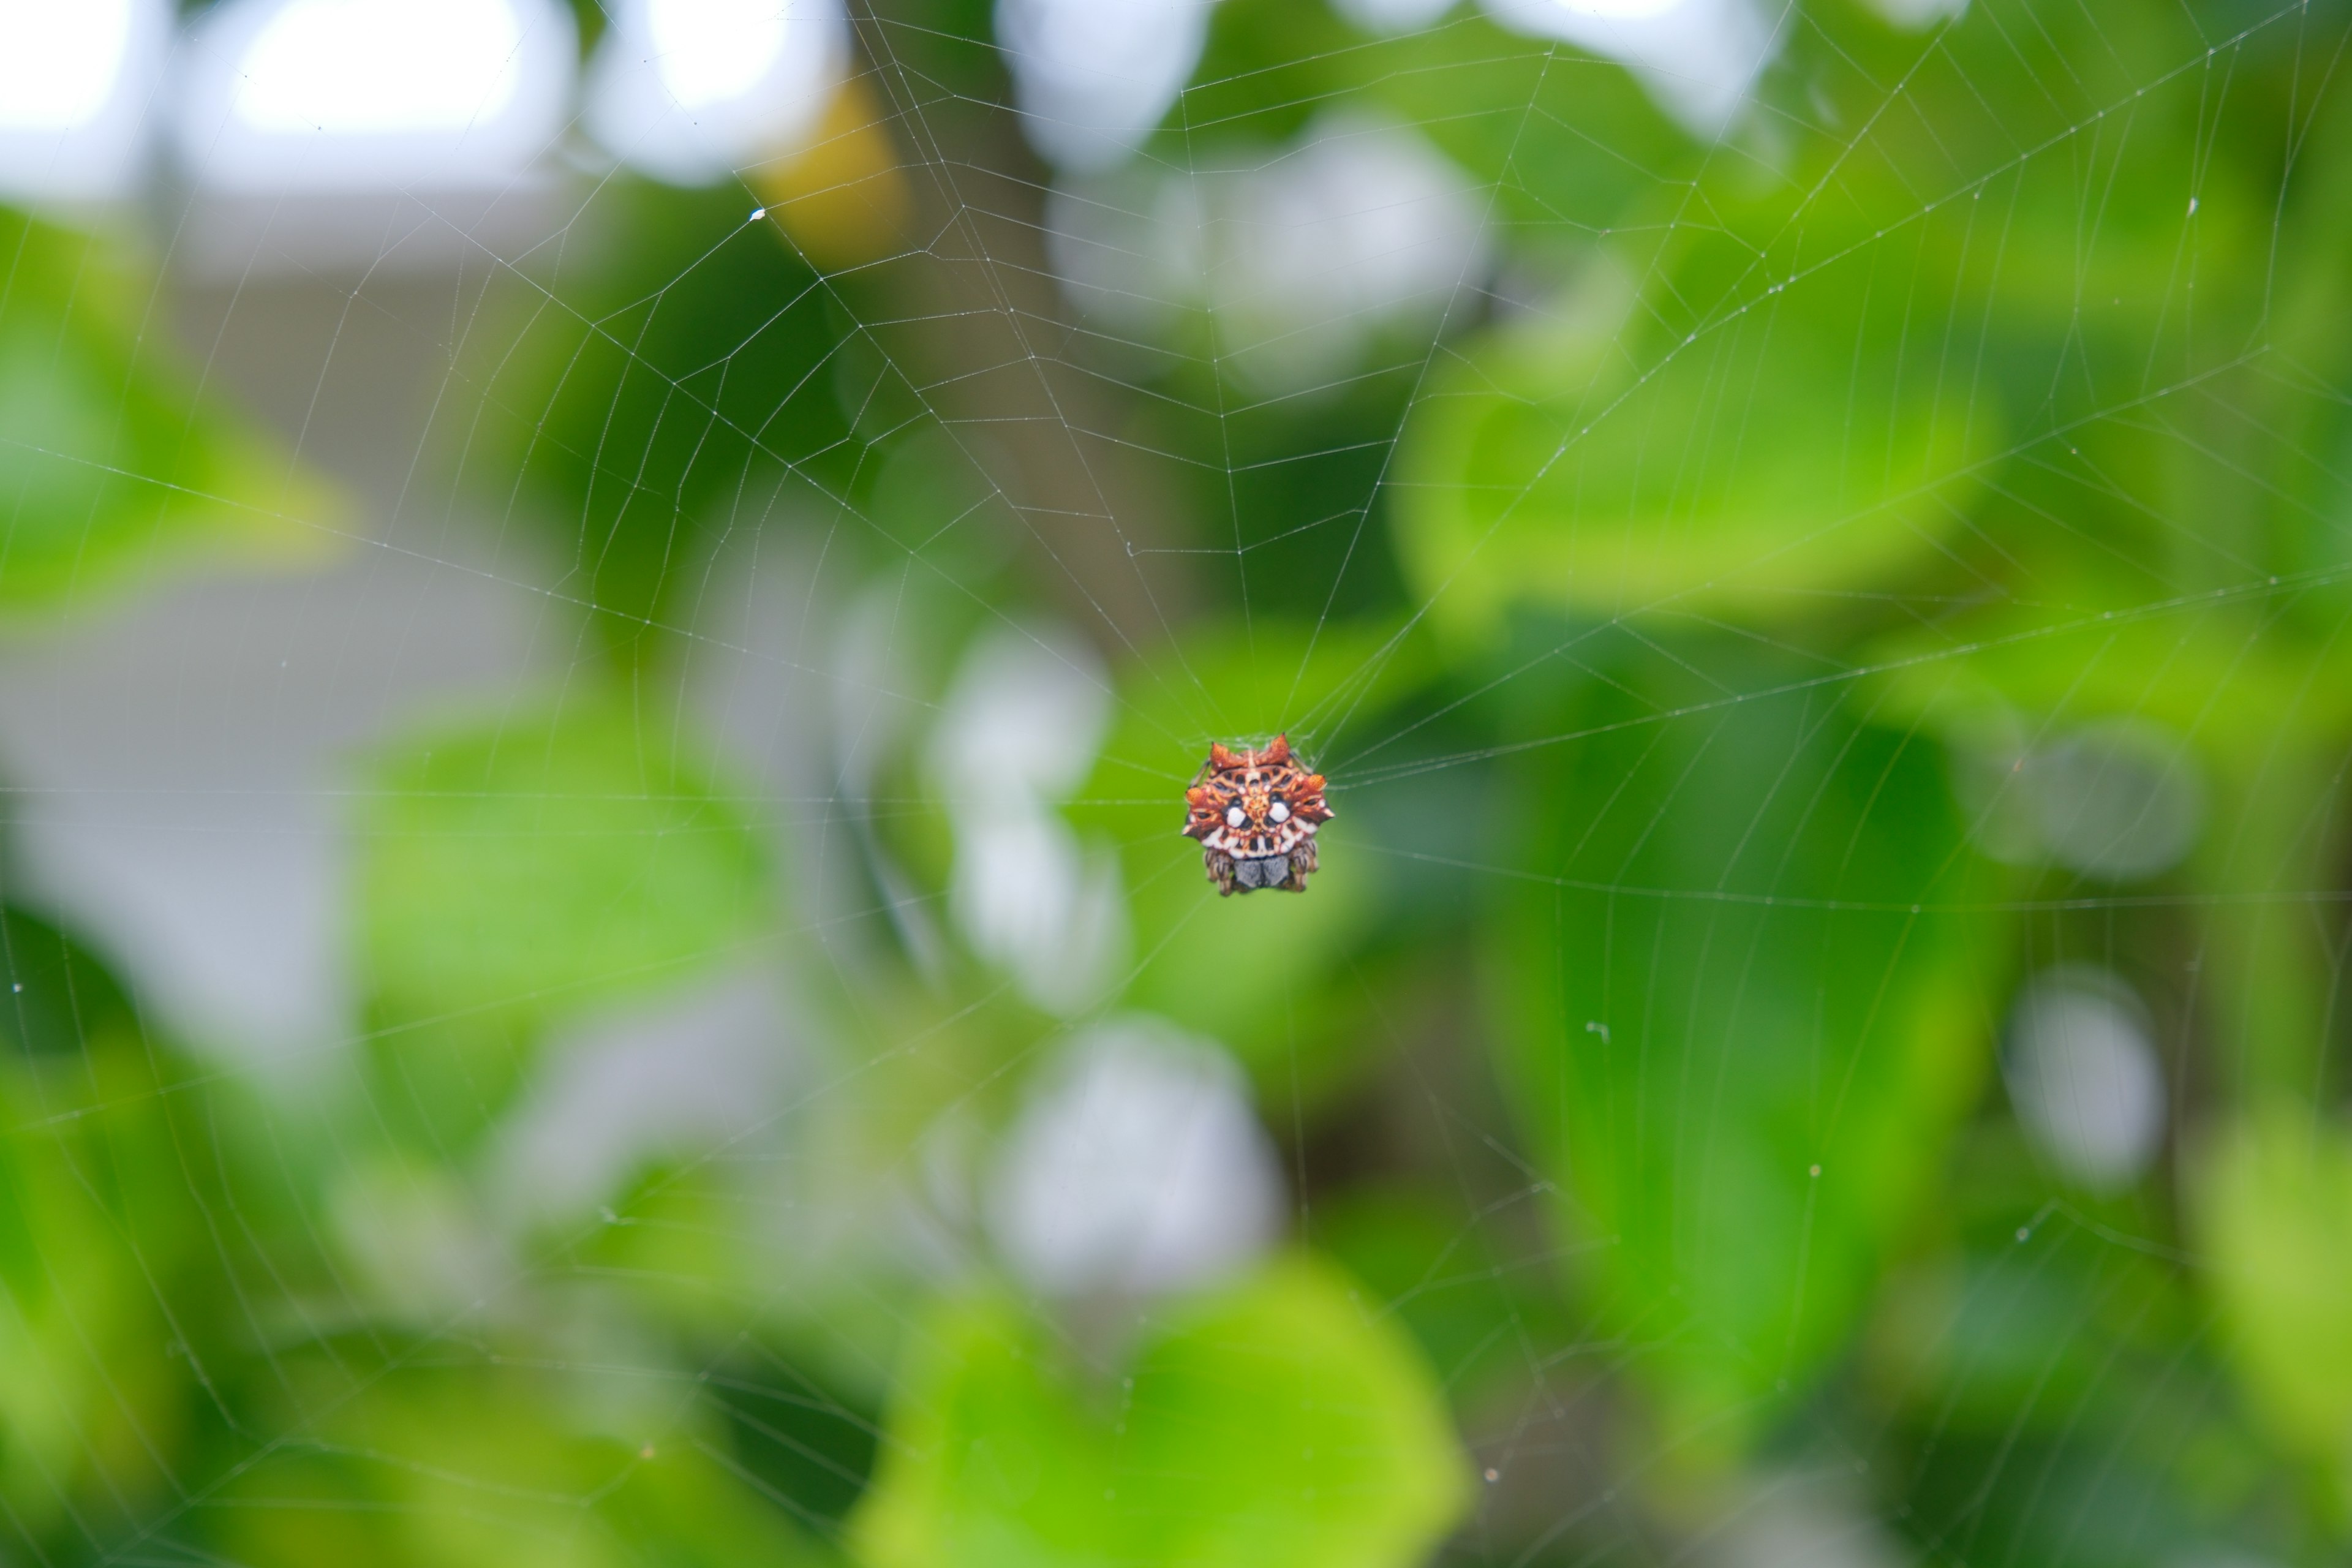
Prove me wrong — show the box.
[1224,804,1246,828]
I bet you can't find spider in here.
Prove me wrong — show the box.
[1180,734,1334,895]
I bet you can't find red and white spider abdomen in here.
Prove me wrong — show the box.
[1178,734,1334,896]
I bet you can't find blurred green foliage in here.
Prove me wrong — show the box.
[854,1257,1466,1568]
[356,699,773,1147]
[1483,647,1997,1459]
[2,0,2352,1563]
[204,1362,840,1567]
[466,181,853,664]
[1396,188,1994,633]
[0,210,331,611]
[2195,1109,2352,1528]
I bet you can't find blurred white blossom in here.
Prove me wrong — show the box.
[682,524,959,986]
[988,1017,1284,1297]
[489,968,798,1225]
[1050,110,1489,395]
[0,0,169,205]
[1705,1469,1905,1568]
[331,1161,514,1323]
[173,0,575,192]
[1953,710,2206,881]
[997,0,1217,170]
[1864,0,1967,28]
[2004,967,2168,1193]
[584,0,846,185]
[1482,0,1777,140]
[930,627,1127,1013]
[2029,717,2206,881]
[931,625,1110,805]
[1330,0,1458,32]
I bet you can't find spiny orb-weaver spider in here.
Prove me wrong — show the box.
[1180,734,1334,895]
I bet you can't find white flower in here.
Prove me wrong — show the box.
[173,0,576,193]
[2004,967,2167,1193]
[1864,0,1967,29]
[2027,717,2206,881]
[489,968,797,1225]
[1951,710,2206,881]
[988,1019,1284,1297]
[1050,110,1488,396]
[584,0,847,186]
[1329,0,1457,32]
[930,627,1128,1014]
[1702,1469,1907,1568]
[930,627,1110,807]
[1482,0,1777,140]
[0,0,170,205]
[996,0,1218,171]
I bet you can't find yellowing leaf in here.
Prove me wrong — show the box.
[0,209,336,614]
[2191,1107,2352,1524]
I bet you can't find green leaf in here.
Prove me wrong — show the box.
[199,1362,840,1568]
[1483,652,1995,1462]
[0,208,334,614]
[0,1041,212,1545]
[356,698,773,1142]
[1313,1183,1577,1411]
[2190,1107,2352,1528]
[851,1256,1469,1568]
[1865,598,2352,756]
[1392,184,1995,639]
[0,905,137,1056]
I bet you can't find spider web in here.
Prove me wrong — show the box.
[1,0,2346,1563]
